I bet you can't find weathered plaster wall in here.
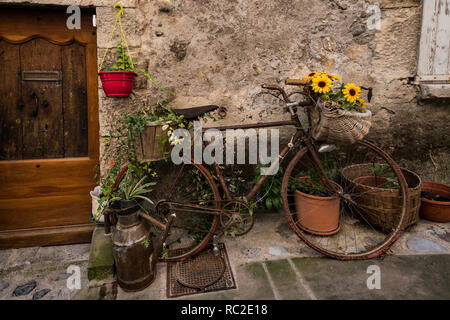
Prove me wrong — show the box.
[97,0,449,181]
[2,0,449,182]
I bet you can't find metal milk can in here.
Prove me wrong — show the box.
[106,200,175,292]
[109,201,154,292]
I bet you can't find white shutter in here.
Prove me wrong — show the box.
[417,0,450,98]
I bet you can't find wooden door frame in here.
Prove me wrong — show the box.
[0,5,99,247]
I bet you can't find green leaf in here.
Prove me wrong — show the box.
[266,198,272,210]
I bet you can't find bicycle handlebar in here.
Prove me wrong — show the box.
[261,82,312,106]
[285,78,309,86]
[261,83,291,103]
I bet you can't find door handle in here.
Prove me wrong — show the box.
[31,92,39,117]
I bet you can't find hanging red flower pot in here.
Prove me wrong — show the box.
[98,71,137,97]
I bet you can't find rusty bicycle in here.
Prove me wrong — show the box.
[113,79,410,262]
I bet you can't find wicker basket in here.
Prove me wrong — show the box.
[341,164,421,233]
[310,99,372,144]
[137,122,170,162]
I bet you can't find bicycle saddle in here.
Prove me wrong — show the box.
[172,105,223,120]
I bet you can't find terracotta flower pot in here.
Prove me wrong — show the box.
[353,175,389,188]
[420,181,450,223]
[294,177,343,236]
[98,71,136,97]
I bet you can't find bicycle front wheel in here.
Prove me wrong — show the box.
[281,139,410,260]
[148,162,220,262]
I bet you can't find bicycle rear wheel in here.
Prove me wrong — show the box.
[148,162,220,262]
[281,139,410,260]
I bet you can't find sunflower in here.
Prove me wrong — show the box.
[311,75,333,94]
[326,73,341,81]
[358,98,367,109]
[342,83,361,103]
[304,71,320,81]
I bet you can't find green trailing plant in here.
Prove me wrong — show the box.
[254,165,285,210]
[100,44,135,72]
[97,102,224,223]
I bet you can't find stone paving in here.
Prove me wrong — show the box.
[1,210,449,300]
[0,244,90,300]
[112,211,450,300]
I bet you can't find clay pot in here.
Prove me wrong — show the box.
[294,177,343,236]
[420,181,450,223]
[98,71,136,97]
[353,175,389,188]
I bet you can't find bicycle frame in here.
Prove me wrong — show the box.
[206,83,338,204]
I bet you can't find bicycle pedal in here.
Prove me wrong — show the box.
[212,235,220,256]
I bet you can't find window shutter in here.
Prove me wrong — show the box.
[417,0,450,98]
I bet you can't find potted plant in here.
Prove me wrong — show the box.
[97,3,175,98]
[94,166,156,223]
[137,104,191,162]
[341,163,422,233]
[420,182,450,222]
[107,169,155,210]
[303,71,372,145]
[293,175,343,236]
[98,44,137,97]
[352,163,396,188]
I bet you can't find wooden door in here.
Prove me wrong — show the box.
[0,6,99,247]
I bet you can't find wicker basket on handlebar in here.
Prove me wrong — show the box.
[309,99,372,144]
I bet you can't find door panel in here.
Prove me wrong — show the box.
[20,38,64,159]
[0,194,92,230]
[62,43,89,157]
[0,41,22,160]
[0,6,98,247]
[0,159,97,200]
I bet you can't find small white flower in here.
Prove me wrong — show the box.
[162,124,169,131]
[167,130,172,137]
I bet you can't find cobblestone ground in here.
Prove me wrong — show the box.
[1,211,449,300]
[0,244,90,300]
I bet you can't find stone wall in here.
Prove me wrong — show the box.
[98,0,449,182]
[2,0,449,182]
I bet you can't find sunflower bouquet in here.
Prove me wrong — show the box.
[302,71,372,144]
[304,71,366,113]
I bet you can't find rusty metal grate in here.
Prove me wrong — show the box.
[166,243,236,298]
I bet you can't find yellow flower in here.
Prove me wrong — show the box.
[312,75,333,94]
[317,72,340,82]
[358,98,367,109]
[327,73,341,81]
[304,71,320,81]
[342,83,361,103]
